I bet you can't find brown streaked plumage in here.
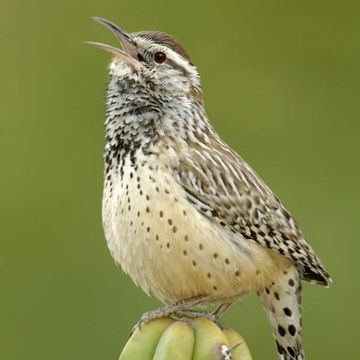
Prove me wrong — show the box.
[89,17,332,360]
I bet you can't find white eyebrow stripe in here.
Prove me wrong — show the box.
[133,36,201,88]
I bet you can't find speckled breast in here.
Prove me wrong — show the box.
[102,152,287,304]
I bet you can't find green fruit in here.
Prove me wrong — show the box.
[119,317,252,360]
[119,318,174,360]
[153,321,195,360]
[222,327,252,360]
[191,317,231,360]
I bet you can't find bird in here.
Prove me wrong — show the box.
[88,17,332,360]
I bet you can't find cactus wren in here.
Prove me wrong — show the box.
[88,17,332,360]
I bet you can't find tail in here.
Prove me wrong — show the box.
[258,266,305,360]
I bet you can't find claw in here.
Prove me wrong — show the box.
[130,303,180,336]
[191,310,224,329]
[130,317,145,337]
[131,304,224,337]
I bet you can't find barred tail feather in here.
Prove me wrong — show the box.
[258,266,305,360]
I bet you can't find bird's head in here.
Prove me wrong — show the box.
[88,17,202,102]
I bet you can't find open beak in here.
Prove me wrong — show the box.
[86,17,140,63]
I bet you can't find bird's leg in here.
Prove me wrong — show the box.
[130,303,183,336]
[131,295,222,335]
[175,308,224,329]
[213,303,232,318]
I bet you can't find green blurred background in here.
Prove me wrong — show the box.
[1,0,359,358]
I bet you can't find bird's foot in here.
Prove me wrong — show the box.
[130,303,181,336]
[175,309,224,329]
[130,298,223,335]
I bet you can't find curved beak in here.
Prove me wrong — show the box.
[85,17,140,62]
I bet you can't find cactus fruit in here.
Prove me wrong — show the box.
[119,318,252,360]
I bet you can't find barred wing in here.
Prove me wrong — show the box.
[171,134,331,286]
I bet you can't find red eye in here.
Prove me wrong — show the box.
[154,52,166,63]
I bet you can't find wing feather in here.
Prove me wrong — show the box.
[170,132,331,286]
